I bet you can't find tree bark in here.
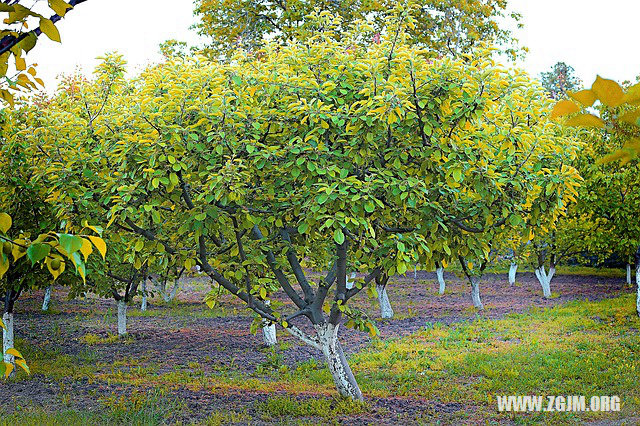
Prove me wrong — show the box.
[470,276,483,310]
[117,300,127,336]
[636,264,640,317]
[377,284,394,319]
[140,280,147,311]
[437,265,446,294]
[42,286,52,311]
[315,323,363,401]
[534,267,552,298]
[2,312,15,378]
[508,263,518,286]
[262,300,277,346]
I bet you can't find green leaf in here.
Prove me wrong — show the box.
[333,228,345,245]
[317,193,329,204]
[58,234,83,254]
[27,243,50,266]
[297,222,309,234]
[364,201,375,213]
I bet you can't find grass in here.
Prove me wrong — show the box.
[0,389,184,425]
[3,285,638,424]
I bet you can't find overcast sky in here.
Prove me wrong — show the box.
[28,1,640,90]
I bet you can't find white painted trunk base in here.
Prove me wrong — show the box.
[471,277,483,310]
[534,266,554,298]
[377,285,394,319]
[437,267,446,294]
[262,300,277,346]
[3,313,14,377]
[42,286,52,311]
[117,300,127,336]
[627,264,632,286]
[508,263,518,286]
[262,323,277,347]
[141,280,148,311]
[636,264,640,317]
[315,323,363,401]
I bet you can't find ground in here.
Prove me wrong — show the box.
[1,269,638,425]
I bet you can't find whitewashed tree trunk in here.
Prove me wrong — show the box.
[437,266,446,294]
[140,281,147,311]
[2,312,14,377]
[377,284,394,319]
[636,264,640,317]
[42,286,52,311]
[117,300,127,336]
[627,263,632,286]
[315,323,363,401]
[261,301,277,346]
[345,272,356,290]
[508,263,518,286]
[535,267,552,298]
[414,266,418,281]
[470,277,483,310]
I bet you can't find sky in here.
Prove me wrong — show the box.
[27,1,640,90]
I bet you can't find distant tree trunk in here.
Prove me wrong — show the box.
[262,300,277,346]
[508,263,518,286]
[470,276,483,310]
[534,252,555,298]
[117,300,127,336]
[376,274,393,319]
[140,280,147,311]
[315,323,363,401]
[635,248,640,317]
[42,286,52,311]
[627,262,632,286]
[3,290,17,378]
[436,262,446,294]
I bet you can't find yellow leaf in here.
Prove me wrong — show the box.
[260,287,267,299]
[591,76,624,107]
[623,82,640,105]
[14,358,29,374]
[15,56,26,71]
[4,362,13,378]
[80,238,93,262]
[46,255,65,280]
[11,239,27,262]
[0,252,8,279]
[39,18,61,42]
[0,317,4,330]
[569,90,596,107]
[5,348,23,359]
[618,109,640,126]
[0,213,11,233]
[88,236,106,260]
[48,0,72,17]
[550,100,580,119]
[565,114,605,128]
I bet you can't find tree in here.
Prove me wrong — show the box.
[540,62,581,100]
[192,0,522,59]
[24,9,574,399]
[552,76,640,314]
[0,0,88,105]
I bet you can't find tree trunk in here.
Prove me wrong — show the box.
[42,286,52,311]
[508,263,518,286]
[261,300,277,346]
[2,312,14,378]
[535,267,552,298]
[636,264,640,317]
[117,300,127,336]
[140,279,148,311]
[377,284,394,319]
[437,266,446,294]
[470,276,483,310]
[315,323,363,401]
[627,263,632,286]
